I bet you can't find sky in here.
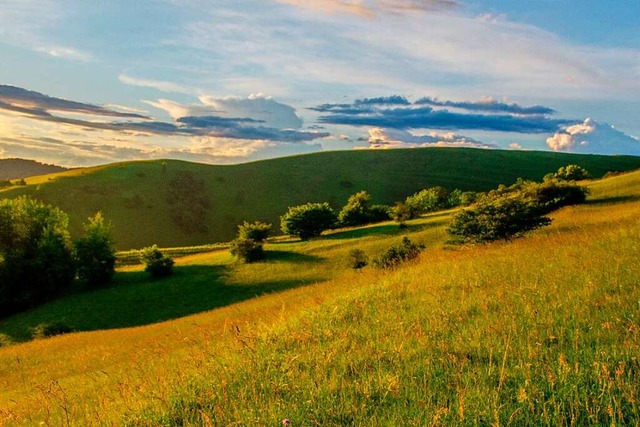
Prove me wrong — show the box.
[0,0,639,167]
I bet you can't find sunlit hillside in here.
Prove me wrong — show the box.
[1,169,639,425]
[1,148,640,250]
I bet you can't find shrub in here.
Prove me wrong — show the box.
[230,237,265,263]
[280,202,337,240]
[74,212,116,287]
[390,202,413,227]
[237,221,272,242]
[32,321,74,339]
[448,189,478,207]
[448,194,552,243]
[0,196,75,315]
[405,186,451,214]
[369,204,391,222]
[373,237,424,269]
[348,249,368,270]
[338,191,373,227]
[140,245,175,278]
[549,164,591,181]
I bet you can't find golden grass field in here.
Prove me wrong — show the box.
[1,170,639,425]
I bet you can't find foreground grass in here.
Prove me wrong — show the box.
[1,171,639,425]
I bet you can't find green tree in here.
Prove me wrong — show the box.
[280,202,337,240]
[338,191,372,227]
[74,212,116,287]
[230,237,265,263]
[548,164,591,181]
[140,245,174,278]
[405,186,450,214]
[390,202,413,228]
[373,237,424,269]
[448,194,551,243]
[237,221,272,242]
[0,196,75,315]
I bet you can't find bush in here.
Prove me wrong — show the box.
[0,196,75,315]
[373,237,424,269]
[280,202,337,240]
[230,237,265,263]
[338,191,372,227]
[237,221,272,242]
[140,245,175,278]
[548,164,591,181]
[74,212,116,287]
[448,189,478,207]
[348,249,368,270]
[390,202,413,227]
[405,186,450,214]
[448,194,552,243]
[369,204,391,222]
[32,321,75,339]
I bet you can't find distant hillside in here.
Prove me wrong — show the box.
[1,148,640,249]
[0,158,67,180]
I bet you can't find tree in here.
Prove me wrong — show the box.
[338,191,372,227]
[448,194,551,243]
[74,212,116,287]
[0,196,75,315]
[548,164,591,181]
[237,221,272,242]
[140,245,174,278]
[232,221,272,263]
[405,186,450,214]
[280,202,337,240]
[230,237,265,263]
[390,202,413,228]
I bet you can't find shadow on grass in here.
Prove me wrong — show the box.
[263,250,323,263]
[585,195,640,206]
[325,217,448,240]
[0,264,323,342]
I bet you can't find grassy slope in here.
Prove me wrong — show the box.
[0,159,67,181]
[1,148,639,249]
[0,170,639,425]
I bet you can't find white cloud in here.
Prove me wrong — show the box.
[147,95,303,129]
[119,74,195,94]
[35,46,92,61]
[508,143,522,150]
[367,127,496,149]
[546,118,640,156]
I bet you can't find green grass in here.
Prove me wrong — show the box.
[0,169,639,425]
[2,148,639,249]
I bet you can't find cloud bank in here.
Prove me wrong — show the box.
[367,127,497,149]
[546,118,640,156]
[314,96,567,133]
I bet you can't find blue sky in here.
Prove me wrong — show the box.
[0,0,639,166]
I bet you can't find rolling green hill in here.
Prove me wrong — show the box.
[0,167,639,425]
[1,148,639,249]
[0,158,67,180]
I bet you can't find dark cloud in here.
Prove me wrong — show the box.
[0,85,330,144]
[355,95,411,106]
[177,115,329,142]
[415,97,555,115]
[0,85,150,119]
[315,97,568,133]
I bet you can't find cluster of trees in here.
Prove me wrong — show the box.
[1,196,176,316]
[0,197,116,316]
[348,237,424,270]
[448,166,590,243]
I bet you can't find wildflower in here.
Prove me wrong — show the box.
[282,419,291,426]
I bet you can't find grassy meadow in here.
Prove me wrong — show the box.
[1,168,639,425]
[2,148,640,249]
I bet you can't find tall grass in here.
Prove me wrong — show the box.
[1,170,639,425]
